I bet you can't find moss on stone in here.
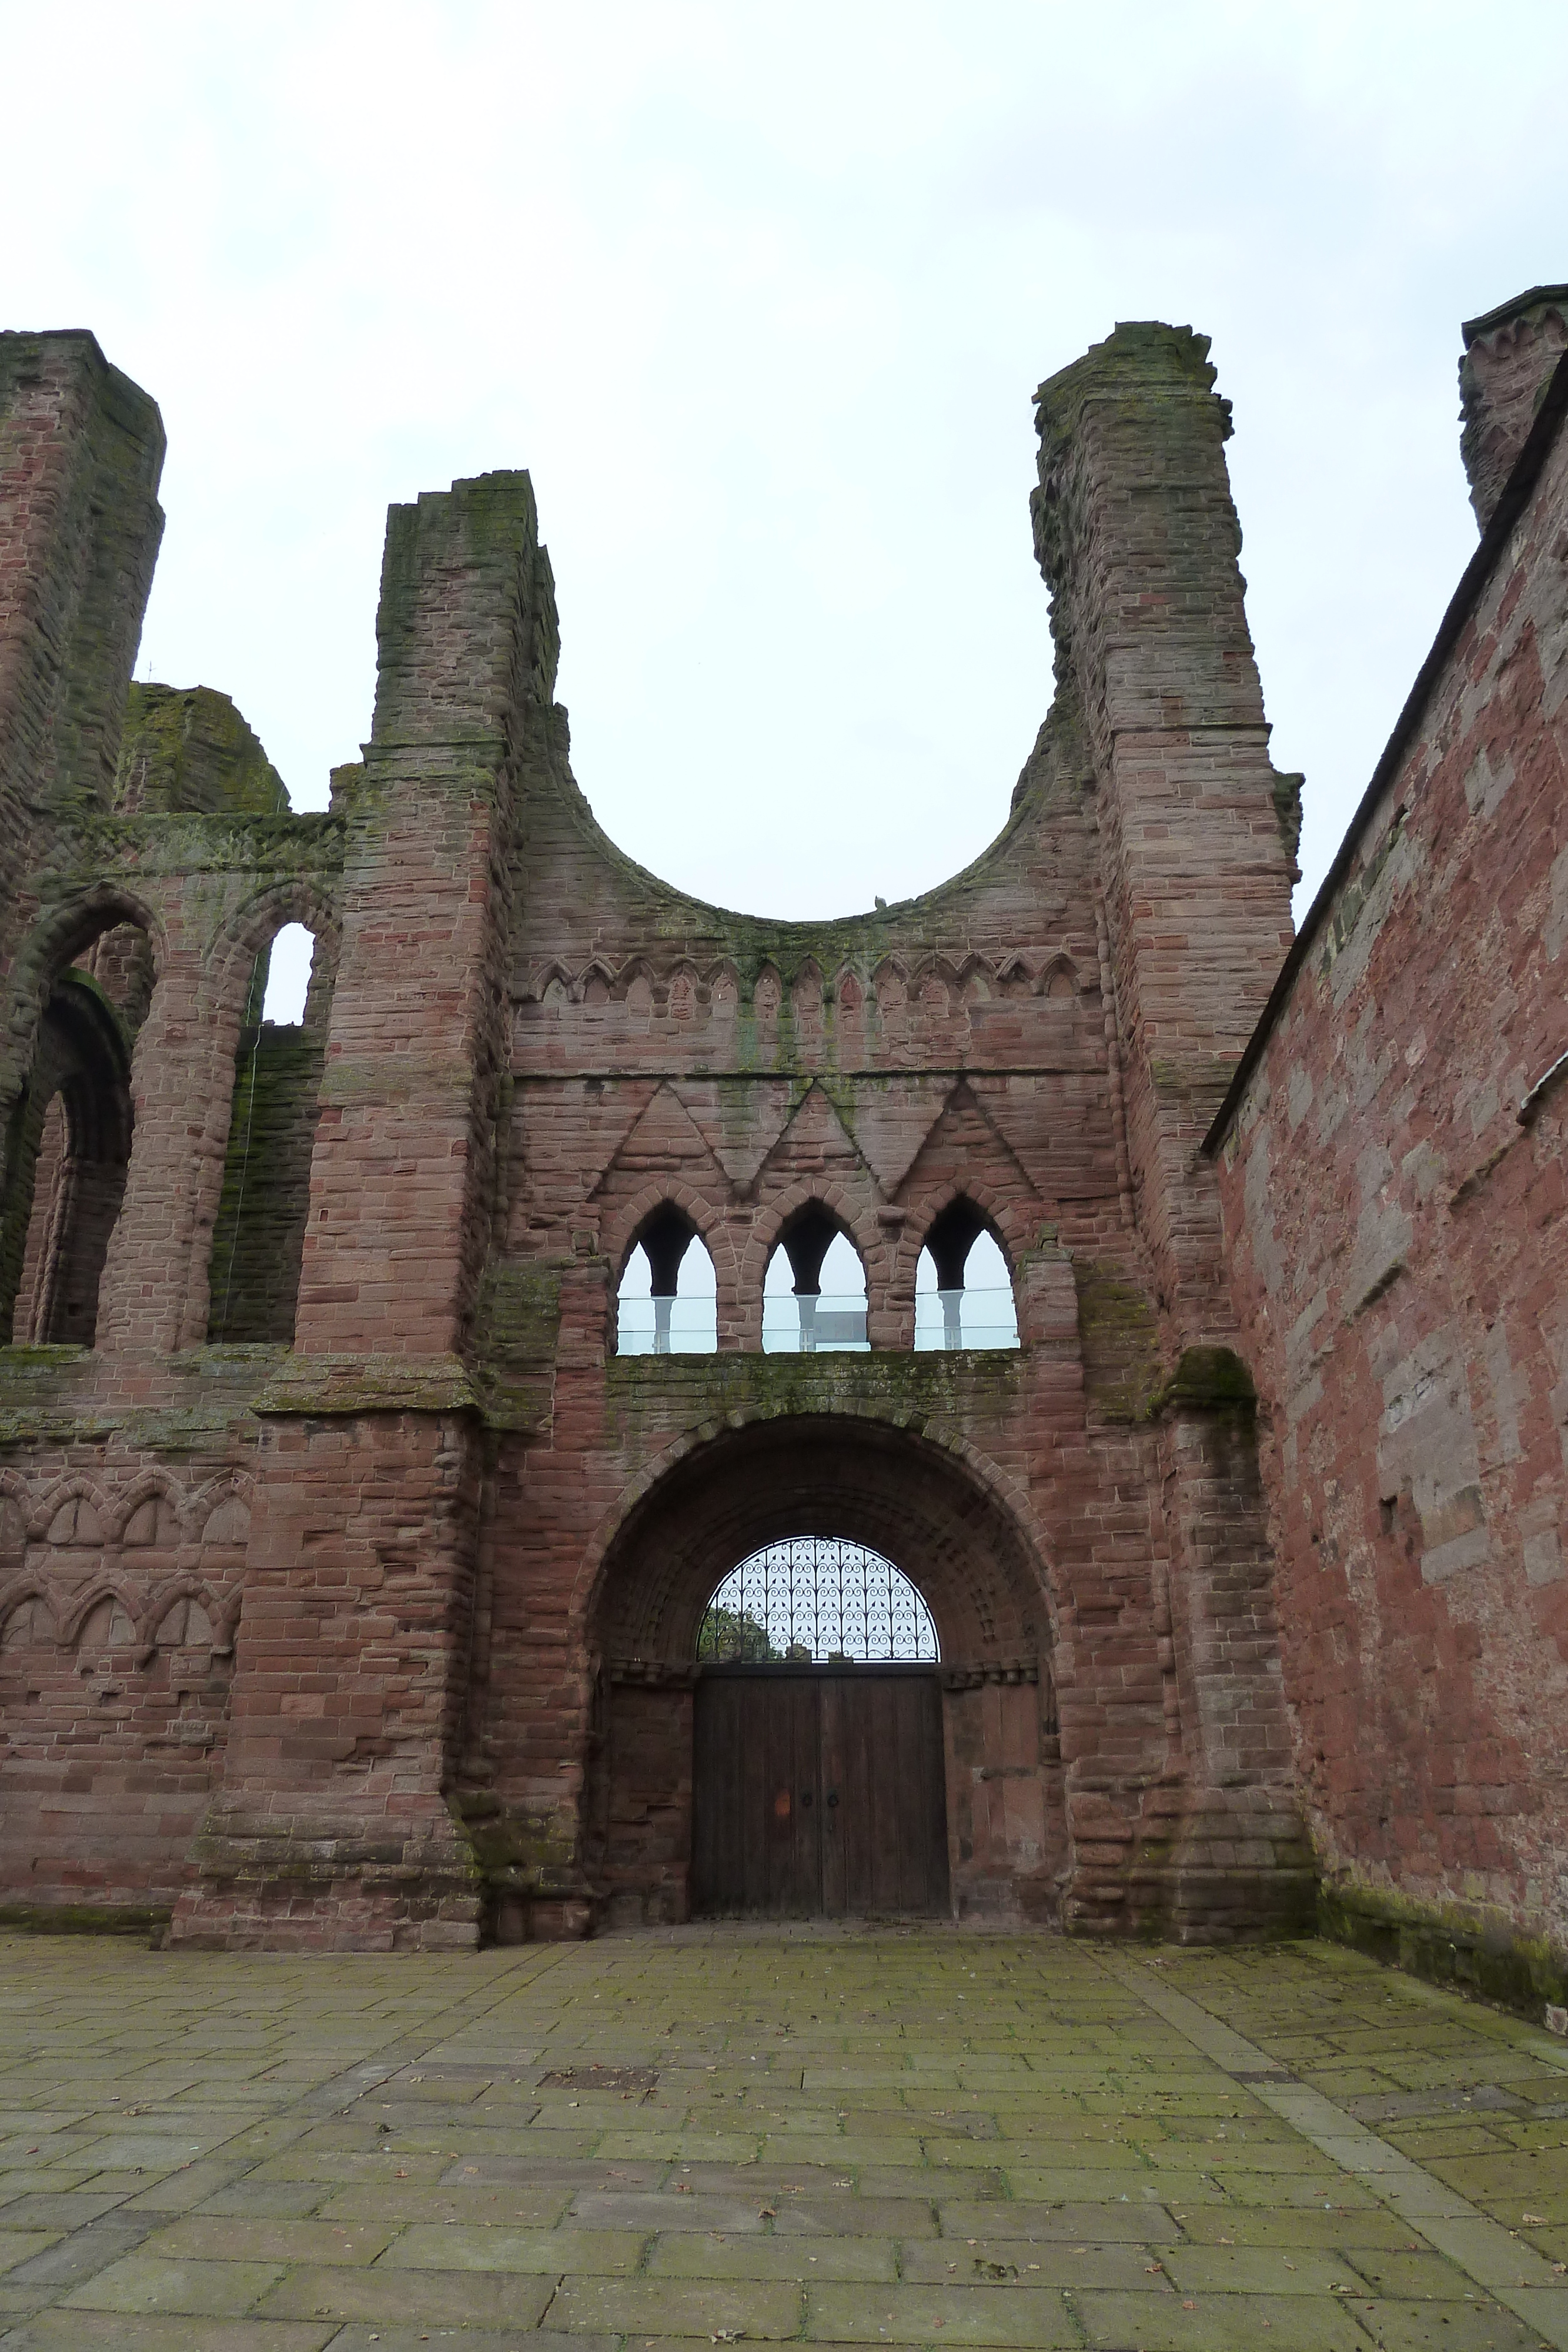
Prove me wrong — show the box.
[1319,1876,1568,2025]
[603,1347,1024,1449]
[58,808,344,880]
[1072,1262,1163,1422]
[455,1799,582,1889]
[250,1354,481,1417]
[470,1259,567,1431]
[207,1025,325,1345]
[0,1901,172,1943]
[115,684,290,817]
[1151,1345,1258,1415]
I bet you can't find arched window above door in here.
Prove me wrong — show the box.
[698,1537,939,1662]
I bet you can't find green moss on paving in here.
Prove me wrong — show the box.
[0,1929,1562,2340]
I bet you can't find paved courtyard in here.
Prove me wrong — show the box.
[0,1929,1565,2351]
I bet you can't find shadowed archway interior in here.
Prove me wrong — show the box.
[585,1417,1065,1929]
[592,1414,1051,1669]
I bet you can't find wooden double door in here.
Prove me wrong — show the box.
[691,1665,950,1917]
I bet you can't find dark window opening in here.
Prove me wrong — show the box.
[4,947,144,1348]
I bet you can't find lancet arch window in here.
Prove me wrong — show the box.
[697,1538,939,1662]
[762,1204,868,1354]
[207,918,335,1345]
[914,1198,1019,1351]
[615,1204,717,1354]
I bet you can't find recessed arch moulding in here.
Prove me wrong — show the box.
[0,320,1313,1947]
[580,1415,1067,1929]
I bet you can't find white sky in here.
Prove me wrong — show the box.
[9,2,1566,954]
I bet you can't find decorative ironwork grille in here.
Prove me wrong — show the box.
[697,1538,939,1663]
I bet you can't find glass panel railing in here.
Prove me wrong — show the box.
[618,1287,1020,1356]
[616,1296,718,1355]
[914,1284,1019,1352]
[761,1291,870,1354]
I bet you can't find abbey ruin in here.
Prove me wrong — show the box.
[1,289,1564,2014]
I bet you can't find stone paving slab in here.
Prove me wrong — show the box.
[0,1928,1567,2347]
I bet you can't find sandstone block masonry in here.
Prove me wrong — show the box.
[1208,288,1568,2011]
[0,297,1560,2003]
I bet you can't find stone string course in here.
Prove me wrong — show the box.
[0,299,1561,2009]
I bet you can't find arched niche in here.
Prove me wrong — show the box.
[594,1415,1047,1661]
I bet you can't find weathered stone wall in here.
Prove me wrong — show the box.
[1459,285,1568,530]
[1213,324,1568,1993]
[1,318,1320,1952]
[0,1355,260,1915]
[205,1025,327,1346]
[0,332,165,975]
[0,336,345,1920]
[1032,323,1299,1350]
[429,322,1309,1947]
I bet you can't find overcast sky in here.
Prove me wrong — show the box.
[10,2,1567,960]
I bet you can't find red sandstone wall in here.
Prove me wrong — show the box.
[1217,400,1568,1954]
[1032,325,1298,1351]
[1,323,1316,1951]
[0,1444,250,1909]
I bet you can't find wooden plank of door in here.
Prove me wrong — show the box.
[911,1674,950,1913]
[691,1679,714,1912]
[758,1676,785,1915]
[744,1676,777,1914]
[820,1675,847,1916]
[869,1676,902,1913]
[694,1674,737,1915]
[791,1675,824,1915]
[841,1671,876,1914]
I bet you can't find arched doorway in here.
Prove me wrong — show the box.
[692,1538,948,1917]
[585,1416,1065,1929]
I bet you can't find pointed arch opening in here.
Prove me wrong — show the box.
[615,1204,717,1355]
[207,918,336,1345]
[4,911,156,1347]
[763,1204,868,1354]
[915,1199,1019,1351]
